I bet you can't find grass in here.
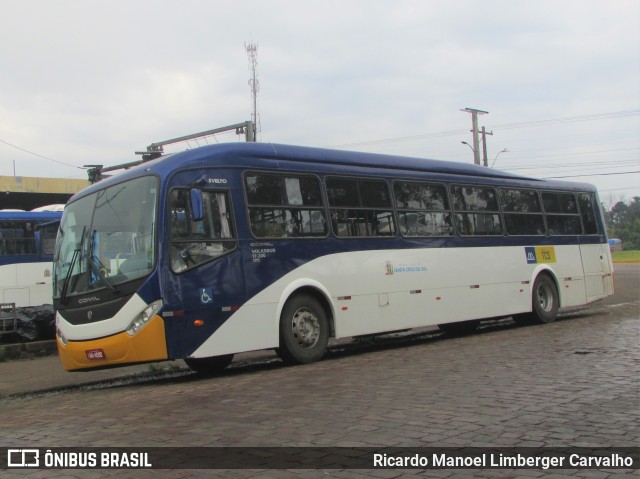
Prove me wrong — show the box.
[612,250,640,262]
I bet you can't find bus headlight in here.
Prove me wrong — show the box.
[57,328,68,346]
[126,300,163,336]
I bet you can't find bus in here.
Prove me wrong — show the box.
[52,143,614,372]
[0,210,62,307]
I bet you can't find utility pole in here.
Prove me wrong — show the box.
[460,108,488,165]
[480,126,493,167]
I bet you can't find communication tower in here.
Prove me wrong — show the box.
[246,42,260,138]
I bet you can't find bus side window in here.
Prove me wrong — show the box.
[40,223,59,256]
[542,192,583,236]
[326,177,396,237]
[577,193,598,235]
[451,185,503,236]
[245,173,328,238]
[500,188,546,236]
[169,189,237,273]
[393,181,453,237]
[0,221,37,255]
[25,223,36,254]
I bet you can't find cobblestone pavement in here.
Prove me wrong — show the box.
[0,266,638,478]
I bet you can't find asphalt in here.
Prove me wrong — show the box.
[0,346,182,398]
[0,341,278,398]
[1,299,638,479]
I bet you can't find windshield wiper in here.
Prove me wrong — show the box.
[60,226,86,305]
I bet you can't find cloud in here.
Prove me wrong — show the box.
[0,0,637,198]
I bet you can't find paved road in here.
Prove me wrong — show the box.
[0,264,638,478]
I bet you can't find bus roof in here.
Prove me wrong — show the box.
[0,210,62,222]
[76,142,598,198]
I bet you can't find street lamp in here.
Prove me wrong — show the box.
[461,141,475,155]
[490,148,509,168]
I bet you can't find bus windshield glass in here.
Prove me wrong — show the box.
[53,176,158,300]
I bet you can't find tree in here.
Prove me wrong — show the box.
[606,196,640,250]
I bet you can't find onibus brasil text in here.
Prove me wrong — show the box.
[8,450,151,469]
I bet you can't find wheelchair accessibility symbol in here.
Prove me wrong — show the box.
[200,288,214,304]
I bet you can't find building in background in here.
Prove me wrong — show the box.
[0,176,89,211]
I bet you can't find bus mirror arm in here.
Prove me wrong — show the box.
[189,188,204,222]
[190,175,207,188]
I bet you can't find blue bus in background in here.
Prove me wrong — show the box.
[52,143,614,372]
[0,210,62,307]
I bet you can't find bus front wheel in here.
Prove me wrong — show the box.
[184,354,234,374]
[277,294,329,365]
[516,273,559,325]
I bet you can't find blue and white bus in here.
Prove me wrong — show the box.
[0,210,62,307]
[52,143,614,372]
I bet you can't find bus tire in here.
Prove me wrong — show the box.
[517,273,559,325]
[277,294,329,365]
[184,354,234,374]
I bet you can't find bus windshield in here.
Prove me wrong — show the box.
[53,176,158,300]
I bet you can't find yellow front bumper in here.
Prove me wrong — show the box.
[58,315,168,371]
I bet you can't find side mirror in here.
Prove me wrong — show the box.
[189,188,204,221]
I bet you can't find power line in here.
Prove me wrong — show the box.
[520,166,639,178]
[502,160,640,173]
[330,109,640,149]
[600,186,640,193]
[543,171,640,179]
[332,128,468,148]
[489,109,640,131]
[497,147,640,164]
[0,138,82,169]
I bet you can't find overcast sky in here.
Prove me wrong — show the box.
[1,0,638,205]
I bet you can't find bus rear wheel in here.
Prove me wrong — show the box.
[516,273,559,325]
[184,354,234,374]
[277,294,329,365]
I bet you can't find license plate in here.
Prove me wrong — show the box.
[86,349,105,360]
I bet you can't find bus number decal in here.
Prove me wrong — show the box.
[525,246,556,264]
[250,242,276,263]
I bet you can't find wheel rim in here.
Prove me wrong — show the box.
[291,307,320,349]
[536,282,553,312]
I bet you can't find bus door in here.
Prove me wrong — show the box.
[580,243,613,301]
[577,193,612,301]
